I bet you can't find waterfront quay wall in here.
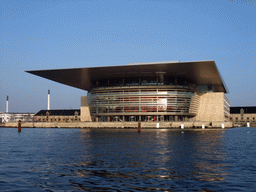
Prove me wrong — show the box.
[4,121,233,129]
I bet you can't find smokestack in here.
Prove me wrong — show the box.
[6,96,9,113]
[48,90,50,110]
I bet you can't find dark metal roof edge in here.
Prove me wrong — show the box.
[211,61,228,94]
[26,60,216,72]
[230,106,256,108]
[34,109,81,116]
[26,60,227,93]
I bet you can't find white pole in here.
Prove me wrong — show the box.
[6,96,9,113]
[48,90,50,110]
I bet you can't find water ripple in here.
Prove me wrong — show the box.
[0,128,256,191]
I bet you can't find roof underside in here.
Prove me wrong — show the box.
[26,60,228,93]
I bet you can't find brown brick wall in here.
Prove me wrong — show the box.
[33,115,80,122]
[230,114,256,122]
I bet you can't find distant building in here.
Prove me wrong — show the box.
[230,107,256,126]
[33,109,81,122]
[0,113,34,123]
[27,60,230,122]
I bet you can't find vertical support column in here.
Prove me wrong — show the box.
[6,95,9,114]
[47,90,50,110]
[139,88,141,113]
[138,120,141,133]
[123,90,124,113]
[156,86,158,122]
[18,120,21,132]
[108,89,110,114]
[157,86,158,114]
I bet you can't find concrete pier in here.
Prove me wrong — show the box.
[3,121,233,129]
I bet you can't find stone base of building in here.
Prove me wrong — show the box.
[233,122,256,127]
[3,121,233,129]
[80,106,92,122]
[196,92,229,122]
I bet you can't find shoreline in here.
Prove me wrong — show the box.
[2,121,234,129]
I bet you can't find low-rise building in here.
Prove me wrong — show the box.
[33,109,81,122]
[230,107,256,126]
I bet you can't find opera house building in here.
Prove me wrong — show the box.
[27,60,230,122]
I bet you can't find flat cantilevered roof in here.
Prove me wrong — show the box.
[26,60,228,93]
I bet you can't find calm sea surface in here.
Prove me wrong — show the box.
[0,127,256,192]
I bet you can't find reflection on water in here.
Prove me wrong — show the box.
[0,128,256,191]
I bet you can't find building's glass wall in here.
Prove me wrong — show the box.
[88,84,199,121]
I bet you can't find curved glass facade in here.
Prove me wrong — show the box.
[88,84,199,122]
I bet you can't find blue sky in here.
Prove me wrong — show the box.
[1,0,255,113]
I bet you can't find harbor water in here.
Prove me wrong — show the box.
[0,127,256,191]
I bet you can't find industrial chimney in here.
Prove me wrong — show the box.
[6,96,9,113]
[48,90,50,110]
